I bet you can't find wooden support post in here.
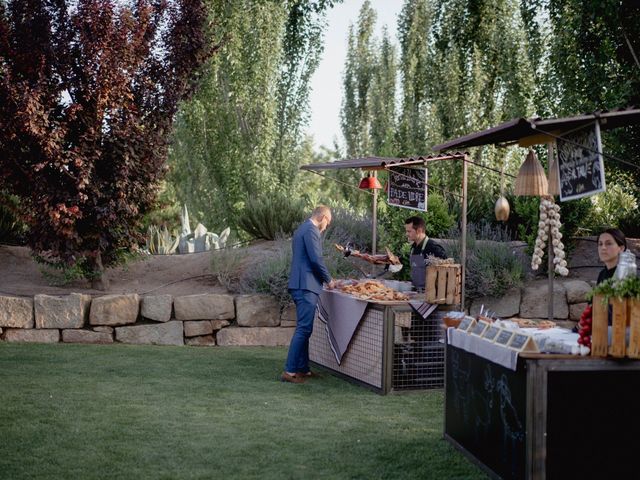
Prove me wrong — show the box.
[461,155,468,310]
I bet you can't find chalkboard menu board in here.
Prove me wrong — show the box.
[483,325,500,342]
[556,122,606,201]
[445,345,527,479]
[457,316,474,332]
[387,166,427,211]
[470,320,490,336]
[508,333,529,351]
[495,330,514,346]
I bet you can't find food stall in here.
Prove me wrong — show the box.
[309,278,450,394]
[301,154,470,394]
[431,109,640,479]
[308,253,463,394]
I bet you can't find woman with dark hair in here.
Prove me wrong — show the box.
[576,228,629,335]
[596,228,627,285]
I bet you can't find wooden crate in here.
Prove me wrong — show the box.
[426,264,461,305]
[591,295,640,358]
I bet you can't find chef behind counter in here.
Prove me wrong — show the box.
[404,216,447,290]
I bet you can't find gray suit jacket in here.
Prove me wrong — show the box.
[288,219,332,294]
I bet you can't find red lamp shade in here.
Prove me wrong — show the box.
[358,175,382,190]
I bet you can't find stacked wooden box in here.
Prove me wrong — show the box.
[591,294,640,358]
[425,264,461,305]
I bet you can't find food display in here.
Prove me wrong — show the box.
[510,318,557,330]
[330,279,409,301]
[334,244,401,265]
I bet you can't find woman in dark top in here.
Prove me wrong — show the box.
[596,228,627,285]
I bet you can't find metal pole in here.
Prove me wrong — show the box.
[372,171,378,255]
[461,155,468,310]
[547,142,555,321]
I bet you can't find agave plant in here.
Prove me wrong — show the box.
[176,205,231,254]
[146,225,179,255]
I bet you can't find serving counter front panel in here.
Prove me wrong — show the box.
[309,300,445,394]
[445,343,640,479]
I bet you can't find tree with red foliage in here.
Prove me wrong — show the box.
[0,0,215,288]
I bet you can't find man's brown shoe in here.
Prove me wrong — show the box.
[298,371,322,379]
[281,372,305,384]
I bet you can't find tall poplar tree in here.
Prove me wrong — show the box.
[340,0,377,159]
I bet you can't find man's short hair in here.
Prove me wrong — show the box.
[311,205,331,220]
[405,216,425,232]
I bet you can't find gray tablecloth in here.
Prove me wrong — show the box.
[317,290,368,365]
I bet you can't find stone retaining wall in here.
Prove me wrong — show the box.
[0,278,594,347]
[0,293,295,347]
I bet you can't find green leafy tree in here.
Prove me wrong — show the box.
[0,0,213,287]
[370,27,399,157]
[340,0,377,159]
[170,0,334,233]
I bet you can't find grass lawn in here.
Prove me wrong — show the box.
[0,343,487,479]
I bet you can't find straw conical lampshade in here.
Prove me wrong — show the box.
[514,150,548,196]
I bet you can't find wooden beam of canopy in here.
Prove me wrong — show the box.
[300,153,466,172]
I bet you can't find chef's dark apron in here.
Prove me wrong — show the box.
[410,237,429,291]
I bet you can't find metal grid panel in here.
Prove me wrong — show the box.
[392,308,445,390]
[309,307,385,389]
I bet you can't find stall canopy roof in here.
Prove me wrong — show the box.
[300,153,466,171]
[431,107,640,151]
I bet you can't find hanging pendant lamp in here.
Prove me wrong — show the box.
[514,150,548,196]
[358,174,382,190]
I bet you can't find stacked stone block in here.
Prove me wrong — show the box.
[0,293,295,347]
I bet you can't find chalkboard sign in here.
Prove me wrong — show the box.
[457,316,474,332]
[387,166,427,211]
[556,121,606,201]
[470,320,490,337]
[483,325,500,342]
[508,333,529,350]
[445,345,527,479]
[495,330,514,346]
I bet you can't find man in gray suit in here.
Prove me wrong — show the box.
[282,205,334,383]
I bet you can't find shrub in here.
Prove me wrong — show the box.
[211,234,362,310]
[585,181,638,234]
[237,192,307,240]
[238,239,293,309]
[0,192,26,245]
[324,207,373,251]
[445,222,525,301]
[210,248,246,292]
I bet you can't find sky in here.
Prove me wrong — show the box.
[307,1,404,150]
